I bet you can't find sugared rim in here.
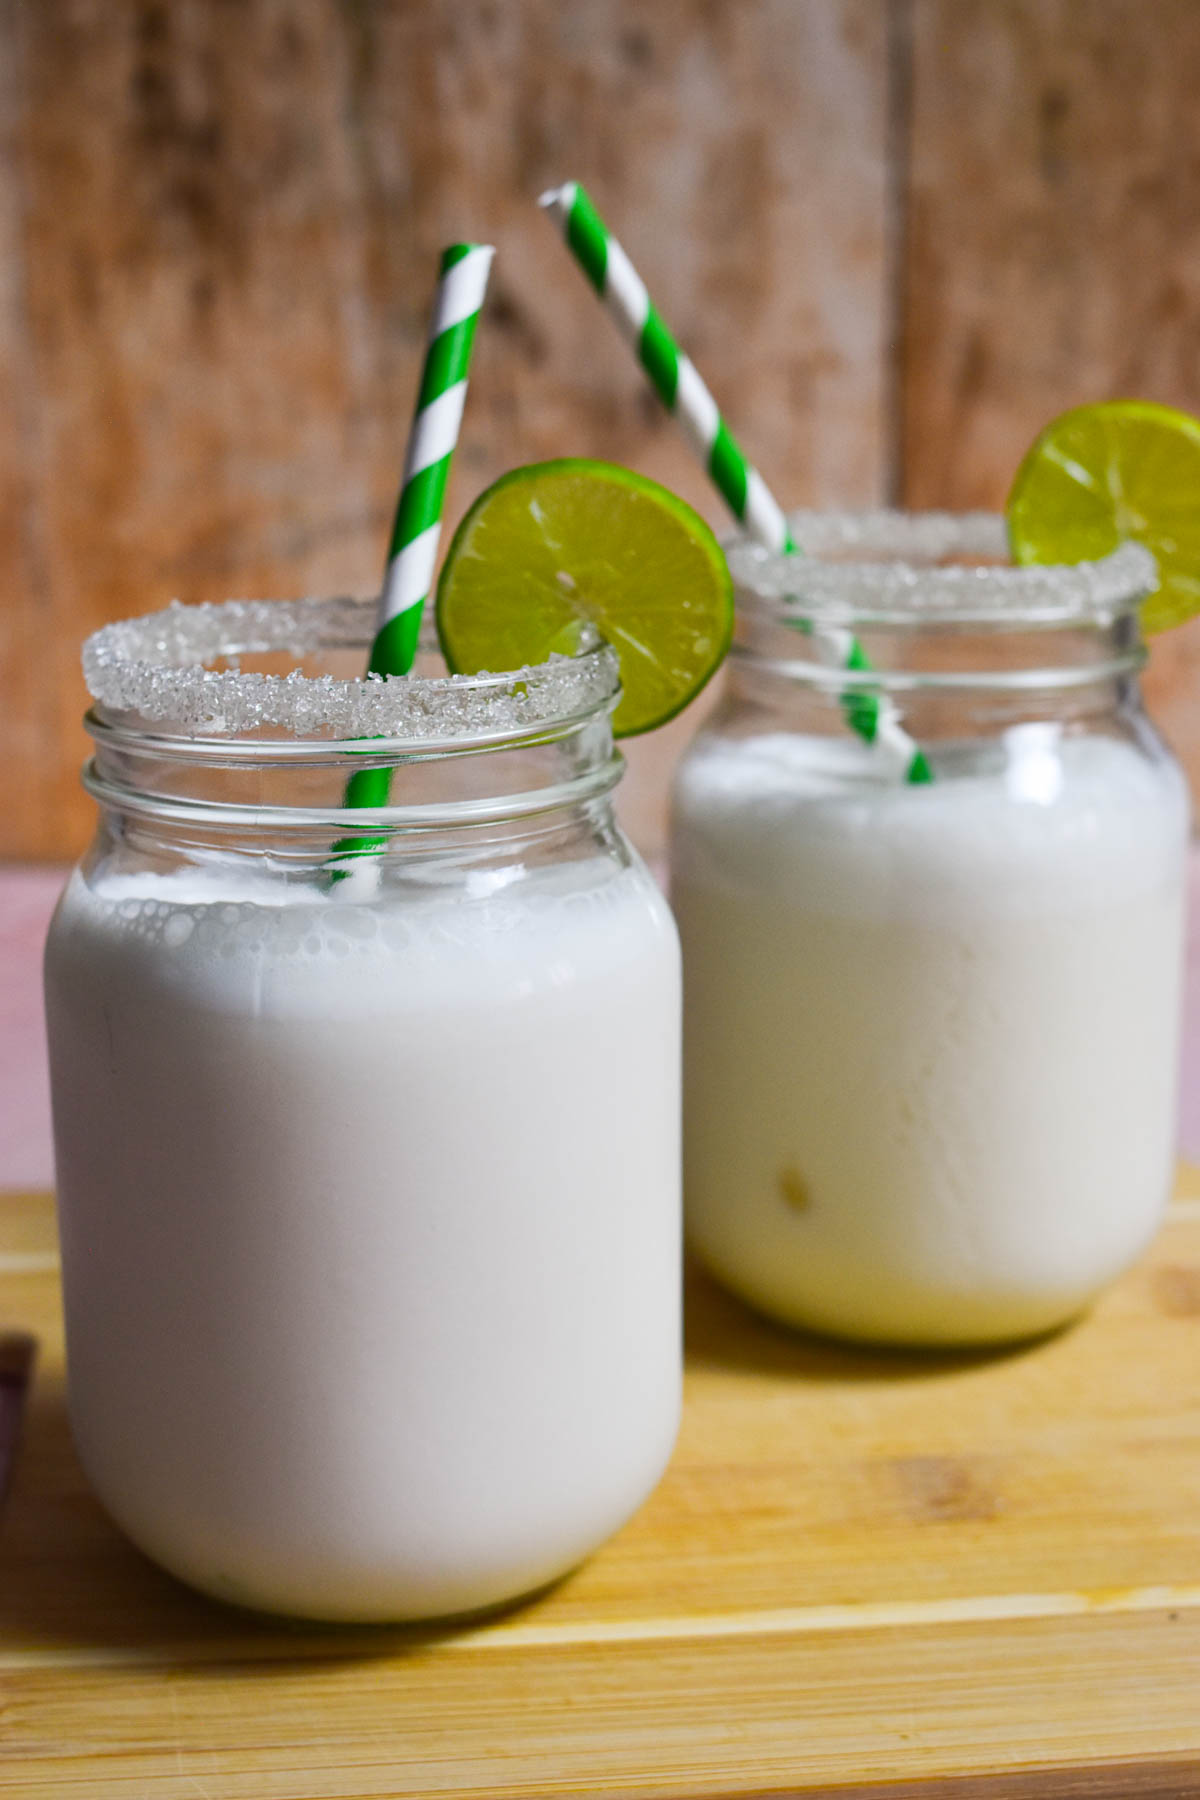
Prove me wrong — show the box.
[82,596,620,741]
[725,510,1159,626]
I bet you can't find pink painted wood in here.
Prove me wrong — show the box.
[4,855,1199,1190]
[0,868,61,1189]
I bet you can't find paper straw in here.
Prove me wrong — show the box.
[538,182,930,784]
[368,242,495,679]
[333,242,495,868]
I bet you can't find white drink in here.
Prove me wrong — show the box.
[671,730,1189,1344]
[46,858,681,1621]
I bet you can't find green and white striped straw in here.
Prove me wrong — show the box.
[334,241,494,867]
[368,240,495,680]
[538,182,930,784]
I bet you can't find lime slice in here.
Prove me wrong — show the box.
[435,459,734,736]
[1006,400,1200,634]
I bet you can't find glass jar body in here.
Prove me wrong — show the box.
[670,517,1190,1346]
[46,626,681,1621]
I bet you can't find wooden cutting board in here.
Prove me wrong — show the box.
[3,1178,1200,1799]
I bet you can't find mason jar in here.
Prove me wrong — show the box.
[45,595,681,1621]
[670,511,1189,1347]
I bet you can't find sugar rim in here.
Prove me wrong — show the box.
[725,510,1159,625]
[82,596,620,741]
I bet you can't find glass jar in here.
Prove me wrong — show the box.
[670,512,1189,1347]
[45,596,681,1621]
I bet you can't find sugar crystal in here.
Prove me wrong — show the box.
[726,510,1158,626]
[83,597,620,740]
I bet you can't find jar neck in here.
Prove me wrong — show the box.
[727,594,1147,737]
[85,705,624,865]
[723,509,1155,728]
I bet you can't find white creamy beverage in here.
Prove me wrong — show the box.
[672,730,1189,1344]
[46,857,681,1620]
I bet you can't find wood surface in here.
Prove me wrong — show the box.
[5,2,1200,865]
[900,0,1200,803]
[3,1174,1200,1797]
[0,0,891,861]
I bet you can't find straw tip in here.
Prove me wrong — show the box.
[538,181,577,215]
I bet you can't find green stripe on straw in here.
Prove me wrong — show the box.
[331,241,495,872]
[639,309,679,407]
[539,180,931,784]
[566,195,609,291]
[709,423,751,525]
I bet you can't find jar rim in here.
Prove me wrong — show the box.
[82,596,620,745]
[724,510,1159,628]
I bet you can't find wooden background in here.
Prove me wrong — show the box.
[3,0,1200,861]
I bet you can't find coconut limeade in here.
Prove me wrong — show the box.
[46,599,681,1621]
[674,732,1187,1342]
[671,513,1190,1346]
[48,863,678,1619]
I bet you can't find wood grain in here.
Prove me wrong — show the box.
[0,0,891,861]
[901,0,1200,793]
[5,0,1200,857]
[3,1177,1200,1796]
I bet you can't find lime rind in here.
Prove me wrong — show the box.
[436,459,734,736]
